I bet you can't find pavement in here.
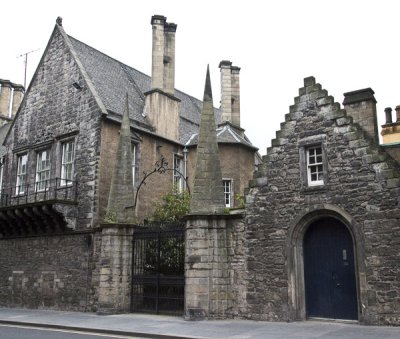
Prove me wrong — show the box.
[0,308,399,339]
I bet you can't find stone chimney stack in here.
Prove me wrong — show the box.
[11,85,24,117]
[0,80,25,121]
[151,15,177,95]
[0,80,12,117]
[164,22,177,95]
[342,88,379,144]
[219,60,241,126]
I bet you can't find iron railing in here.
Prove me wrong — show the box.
[0,178,78,207]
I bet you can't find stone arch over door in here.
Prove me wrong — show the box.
[286,204,367,322]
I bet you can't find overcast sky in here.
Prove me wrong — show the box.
[1,0,399,155]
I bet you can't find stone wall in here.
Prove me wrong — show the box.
[186,144,255,208]
[2,26,103,229]
[185,214,247,319]
[98,119,183,222]
[97,224,134,314]
[0,232,99,311]
[244,77,400,325]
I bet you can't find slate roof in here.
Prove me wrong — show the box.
[185,122,256,150]
[68,35,255,149]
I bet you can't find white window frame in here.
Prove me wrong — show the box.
[223,179,232,208]
[307,146,324,186]
[16,154,28,195]
[173,154,184,192]
[131,143,136,187]
[36,150,51,192]
[61,141,75,186]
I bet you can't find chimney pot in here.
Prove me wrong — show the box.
[384,107,393,124]
[395,105,400,122]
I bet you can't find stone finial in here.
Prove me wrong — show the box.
[395,105,400,122]
[190,66,225,214]
[385,107,393,124]
[304,76,316,87]
[106,94,136,223]
[56,17,63,26]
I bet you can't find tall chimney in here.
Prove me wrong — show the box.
[150,15,177,95]
[151,15,166,91]
[0,80,12,117]
[231,66,241,126]
[163,22,177,94]
[219,60,241,126]
[11,85,24,117]
[343,88,379,144]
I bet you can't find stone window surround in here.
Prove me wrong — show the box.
[286,205,367,322]
[298,134,328,190]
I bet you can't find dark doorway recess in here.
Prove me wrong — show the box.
[304,217,358,320]
[131,222,185,315]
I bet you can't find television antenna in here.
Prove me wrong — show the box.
[17,48,39,88]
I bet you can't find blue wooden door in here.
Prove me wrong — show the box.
[304,218,358,320]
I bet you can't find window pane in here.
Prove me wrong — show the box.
[307,146,324,186]
[16,154,28,195]
[61,141,74,186]
[223,180,232,207]
[36,150,51,191]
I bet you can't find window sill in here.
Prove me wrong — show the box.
[301,185,328,194]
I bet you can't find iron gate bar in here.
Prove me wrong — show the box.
[131,222,185,315]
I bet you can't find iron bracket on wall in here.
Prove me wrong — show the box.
[127,155,190,210]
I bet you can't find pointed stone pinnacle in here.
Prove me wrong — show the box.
[190,66,225,214]
[106,93,136,223]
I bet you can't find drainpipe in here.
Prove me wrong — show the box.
[183,147,188,190]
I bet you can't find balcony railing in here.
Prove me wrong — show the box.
[0,178,78,208]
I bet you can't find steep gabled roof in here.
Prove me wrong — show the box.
[68,36,221,145]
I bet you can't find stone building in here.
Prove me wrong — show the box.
[0,16,257,311]
[184,77,400,326]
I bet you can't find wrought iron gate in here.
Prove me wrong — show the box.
[131,222,185,315]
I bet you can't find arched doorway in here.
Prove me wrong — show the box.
[303,217,358,320]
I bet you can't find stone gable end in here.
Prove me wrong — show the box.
[3,25,104,229]
[245,76,400,325]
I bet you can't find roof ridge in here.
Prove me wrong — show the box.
[120,63,145,102]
